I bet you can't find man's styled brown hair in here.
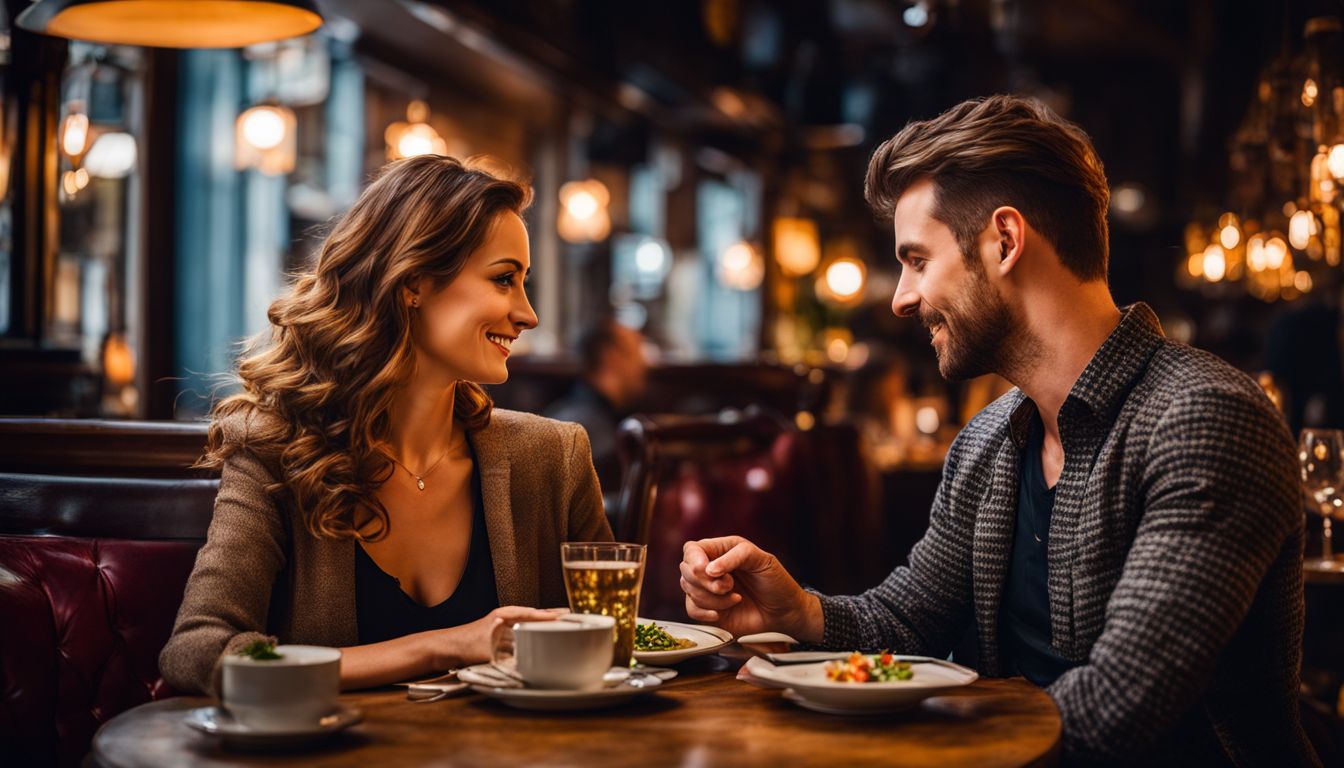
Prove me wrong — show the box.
[864,95,1111,281]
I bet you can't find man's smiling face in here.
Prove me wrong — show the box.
[889,178,1013,382]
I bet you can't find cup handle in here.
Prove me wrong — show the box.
[489,620,515,668]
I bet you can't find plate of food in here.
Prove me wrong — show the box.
[743,652,977,713]
[632,618,733,664]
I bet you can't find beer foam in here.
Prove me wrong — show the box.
[562,560,641,570]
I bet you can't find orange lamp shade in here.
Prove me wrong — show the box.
[17,0,322,49]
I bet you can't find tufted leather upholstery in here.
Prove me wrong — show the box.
[616,411,880,620]
[0,473,217,768]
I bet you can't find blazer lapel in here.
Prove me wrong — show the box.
[468,422,533,608]
[972,426,1023,676]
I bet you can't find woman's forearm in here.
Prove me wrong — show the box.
[337,629,460,690]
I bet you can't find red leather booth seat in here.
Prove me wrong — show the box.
[616,410,881,620]
[0,473,217,768]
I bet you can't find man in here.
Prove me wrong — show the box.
[679,96,1317,765]
[544,317,649,493]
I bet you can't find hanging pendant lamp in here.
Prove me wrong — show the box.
[16,0,323,49]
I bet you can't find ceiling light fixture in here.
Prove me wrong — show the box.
[17,0,322,49]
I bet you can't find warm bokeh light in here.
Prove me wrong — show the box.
[915,406,940,435]
[773,217,821,276]
[239,105,287,150]
[558,179,612,243]
[1111,184,1145,215]
[384,101,449,161]
[1246,234,1267,272]
[1219,224,1240,250]
[567,190,599,220]
[1265,237,1289,269]
[718,241,765,291]
[1289,210,1315,250]
[102,332,135,387]
[1186,250,1204,278]
[826,336,849,363]
[235,104,295,174]
[396,124,446,159]
[1203,244,1226,282]
[1303,78,1319,107]
[61,112,89,157]
[824,258,865,299]
[1295,271,1314,293]
[1328,144,1344,180]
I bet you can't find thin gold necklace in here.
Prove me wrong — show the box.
[387,441,457,491]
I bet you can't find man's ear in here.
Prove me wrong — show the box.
[991,206,1027,276]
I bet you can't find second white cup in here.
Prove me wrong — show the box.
[490,612,615,690]
[221,644,341,731]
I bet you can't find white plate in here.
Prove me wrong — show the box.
[633,619,733,664]
[183,704,362,747]
[458,664,669,711]
[781,689,908,715]
[743,655,977,712]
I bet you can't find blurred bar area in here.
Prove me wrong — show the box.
[5,1,1344,764]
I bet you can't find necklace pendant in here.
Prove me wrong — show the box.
[416,477,425,491]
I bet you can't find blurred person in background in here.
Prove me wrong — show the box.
[545,318,650,493]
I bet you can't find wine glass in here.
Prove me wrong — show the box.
[1299,428,1344,568]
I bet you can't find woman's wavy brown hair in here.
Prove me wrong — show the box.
[199,155,533,541]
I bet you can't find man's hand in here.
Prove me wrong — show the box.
[679,536,823,642]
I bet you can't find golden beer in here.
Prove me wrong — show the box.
[561,544,646,667]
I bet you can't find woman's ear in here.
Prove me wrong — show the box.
[404,277,423,309]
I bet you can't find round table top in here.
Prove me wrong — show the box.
[92,658,1060,768]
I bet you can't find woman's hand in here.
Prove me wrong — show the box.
[429,606,567,670]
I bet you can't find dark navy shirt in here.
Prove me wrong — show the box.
[1000,409,1079,687]
[354,467,498,644]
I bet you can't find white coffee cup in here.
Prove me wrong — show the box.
[490,613,615,690]
[221,644,341,731]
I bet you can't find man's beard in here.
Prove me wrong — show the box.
[921,278,1015,382]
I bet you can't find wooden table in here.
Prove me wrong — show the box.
[91,658,1060,767]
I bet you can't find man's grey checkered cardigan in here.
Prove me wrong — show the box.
[816,303,1318,765]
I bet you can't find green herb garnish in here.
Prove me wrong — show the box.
[238,640,283,661]
[634,622,695,652]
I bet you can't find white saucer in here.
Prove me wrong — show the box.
[633,619,734,665]
[183,704,362,747]
[458,664,668,711]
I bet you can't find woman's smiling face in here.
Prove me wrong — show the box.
[409,212,538,385]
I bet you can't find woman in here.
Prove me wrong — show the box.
[160,156,612,694]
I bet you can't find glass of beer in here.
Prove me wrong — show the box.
[561,542,646,667]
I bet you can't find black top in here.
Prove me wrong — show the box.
[1000,409,1079,687]
[354,467,499,644]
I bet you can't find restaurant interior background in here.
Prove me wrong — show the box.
[4,0,1344,744]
